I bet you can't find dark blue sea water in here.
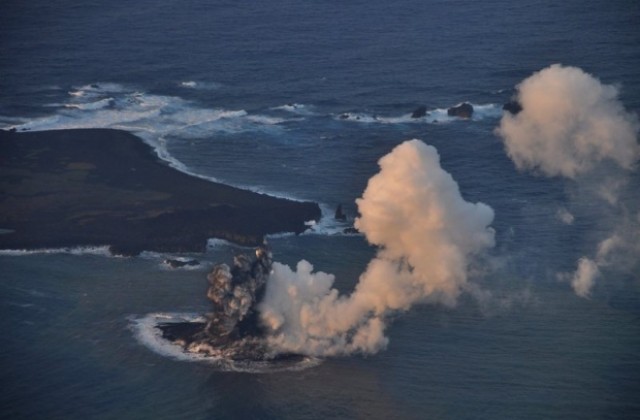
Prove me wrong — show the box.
[1,1,640,418]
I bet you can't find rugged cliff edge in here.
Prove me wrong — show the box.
[0,129,321,255]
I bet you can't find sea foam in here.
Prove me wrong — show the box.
[3,83,305,199]
[8,83,288,143]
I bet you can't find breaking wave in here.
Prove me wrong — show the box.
[5,83,289,151]
[271,103,317,116]
[300,203,361,237]
[178,80,220,90]
[9,83,282,140]
[2,83,313,201]
[334,102,502,124]
[64,97,115,111]
[136,252,207,270]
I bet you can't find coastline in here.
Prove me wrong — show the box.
[0,128,321,256]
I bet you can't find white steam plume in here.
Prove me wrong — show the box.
[259,140,495,356]
[556,207,575,225]
[496,64,640,298]
[558,222,639,298]
[496,64,639,179]
[569,257,600,298]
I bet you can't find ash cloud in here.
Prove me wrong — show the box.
[259,140,496,356]
[496,64,640,298]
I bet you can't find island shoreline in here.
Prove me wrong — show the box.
[0,128,322,256]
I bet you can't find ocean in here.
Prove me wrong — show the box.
[1,0,639,418]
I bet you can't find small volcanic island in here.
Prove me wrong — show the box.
[0,129,321,255]
[1,128,323,362]
[156,244,303,362]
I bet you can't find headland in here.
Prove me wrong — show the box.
[0,129,321,255]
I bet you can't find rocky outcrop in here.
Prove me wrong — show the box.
[335,204,347,221]
[503,100,523,115]
[411,106,428,119]
[447,102,474,119]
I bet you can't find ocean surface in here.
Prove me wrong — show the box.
[1,1,640,419]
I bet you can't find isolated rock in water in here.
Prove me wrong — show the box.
[335,204,347,221]
[502,99,523,115]
[411,106,428,119]
[447,102,474,119]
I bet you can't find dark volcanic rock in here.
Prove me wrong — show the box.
[164,258,200,269]
[159,321,206,345]
[503,100,523,115]
[0,129,322,255]
[334,204,347,221]
[447,102,474,119]
[411,106,428,119]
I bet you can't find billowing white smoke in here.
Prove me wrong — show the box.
[563,229,639,298]
[570,257,600,298]
[496,64,640,179]
[495,64,640,298]
[259,140,495,356]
